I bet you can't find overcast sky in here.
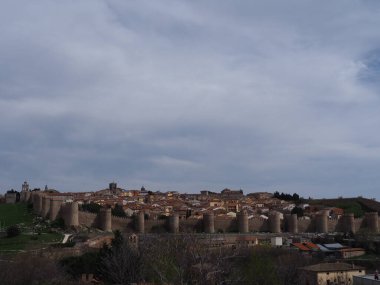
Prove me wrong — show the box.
[1,0,380,199]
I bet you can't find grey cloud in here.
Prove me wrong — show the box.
[1,0,380,200]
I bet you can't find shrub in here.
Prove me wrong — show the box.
[111,204,126,217]
[7,225,21,238]
[80,202,101,213]
[27,203,33,212]
[51,217,65,229]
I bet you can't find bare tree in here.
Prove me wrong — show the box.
[98,239,143,285]
[141,234,189,284]
[0,254,79,285]
[140,234,244,285]
[274,249,313,285]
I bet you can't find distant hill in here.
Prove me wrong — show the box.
[357,197,380,213]
[305,197,380,217]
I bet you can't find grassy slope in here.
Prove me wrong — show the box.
[304,197,380,217]
[0,233,63,251]
[0,203,33,228]
[0,203,63,252]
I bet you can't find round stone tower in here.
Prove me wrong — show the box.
[203,212,215,233]
[136,211,145,234]
[32,192,39,214]
[38,193,44,216]
[35,192,43,216]
[238,210,249,233]
[25,191,31,203]
[269,211,281,233]
[20,191,26,203]
[99,208,112,232]
[365,212,379,233]
[343,213,355,233]
[316,211,328,233]
[286,214,298,234]
[64,202,79,227]
[168,213,180,234]
[41,195,51,218]
[49,197,63,221]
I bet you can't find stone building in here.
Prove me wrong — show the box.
[299,263,366,285]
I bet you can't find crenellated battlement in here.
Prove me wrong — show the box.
[250,216,268,221]
[78,209,98,217]
[110,215,129,220]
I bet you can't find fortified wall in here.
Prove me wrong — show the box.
[23,192,380,235]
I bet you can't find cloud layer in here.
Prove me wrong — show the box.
[1,0,380,199]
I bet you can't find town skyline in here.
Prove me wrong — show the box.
[1,180,379,202]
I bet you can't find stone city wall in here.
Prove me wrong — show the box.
[27,196,379,234]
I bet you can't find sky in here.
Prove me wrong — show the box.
[1,0,380,199]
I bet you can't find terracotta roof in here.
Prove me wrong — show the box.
[304,242,319,250]
[292,243,310,251]
[292,242,319,251]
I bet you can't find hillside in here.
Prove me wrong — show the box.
[305,197,380,217]
[0,203,63,253]
[0,203,33,228]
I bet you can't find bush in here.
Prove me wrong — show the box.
[6,225,21,238]
[80,202,101,214]
[27,203,33,212]
[0,254,69,285]
[51,217,65,229]
[60,252,100,278]
[111,204,126,217]
[291,206,304,217]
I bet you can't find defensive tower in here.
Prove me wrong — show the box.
[343,213,355,233]
[286,213,298,233]
[269,211,281,233]
[238,210,249,233]
[49,197,63,221]
[316,210,328,233]
[136,211,145,234]
[41,195,51,218]
[99,208,112,231]
[63,202,79,227]
[203,212,215,233]
[365,212,379,233]
[168,213,180,233]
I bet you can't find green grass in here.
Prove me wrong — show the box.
[0,203,64,253]
[0,203,33,228]
[336,202,365,218]
[306,198,365,217]
[0,232,63,251]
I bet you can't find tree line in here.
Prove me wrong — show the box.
[1,231,318,285]
[59,231,316,285]
[273,191,300,201]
